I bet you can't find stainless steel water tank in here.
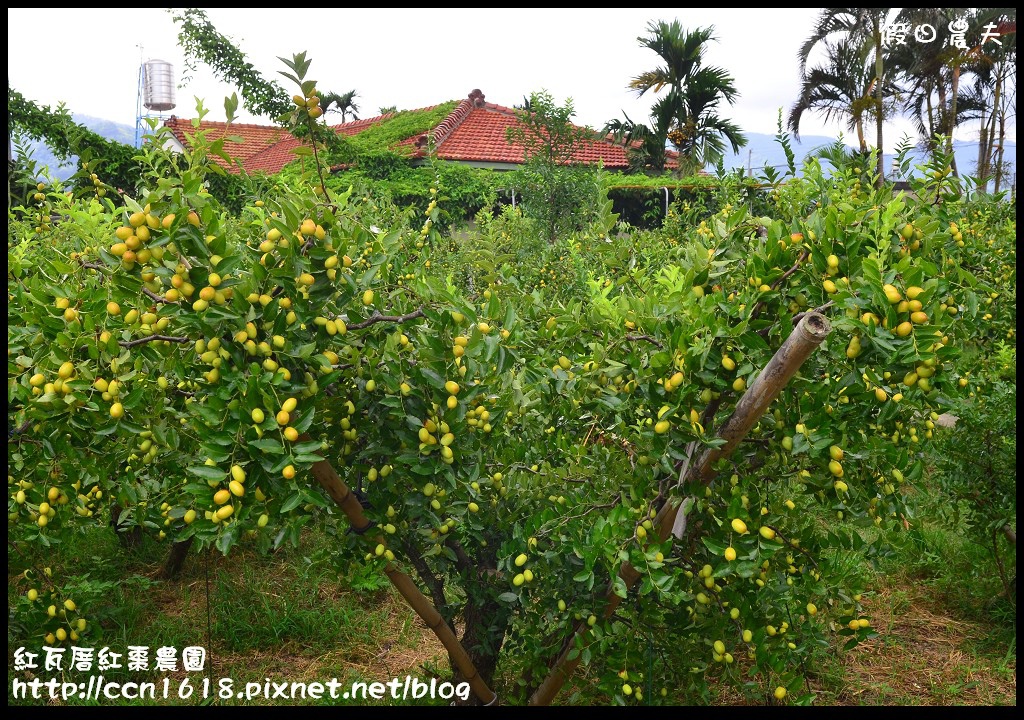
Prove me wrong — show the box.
[143,59,176,112]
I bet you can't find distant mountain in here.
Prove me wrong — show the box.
[14,115,1015,190]
[717,131,1016,184]
[12,114,137,181]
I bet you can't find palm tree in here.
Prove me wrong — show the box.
[788,39,882,153]
[889,8,1013,179]
[797,8,892,185]
[616,20,746,175]
[603,101,674,175]
[320,90,360,123]
[970,14,1017,191]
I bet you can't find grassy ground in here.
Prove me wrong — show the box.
[8,526,451,706]
[820,576,1016,705]
[808,483,1016,706]
[8,498,1015,706]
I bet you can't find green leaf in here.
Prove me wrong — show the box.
[187,466,225,481]
[280,493,304,513]
[249,439,285,454]
[573,570,593,583]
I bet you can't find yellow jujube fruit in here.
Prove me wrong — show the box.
[515,553,528,567]
[731,518,748,535]
[725,546,737,561]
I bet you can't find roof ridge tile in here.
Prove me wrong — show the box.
[429,97,475,148]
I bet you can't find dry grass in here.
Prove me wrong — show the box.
[823,580,1016,706]
[213,606,449,685]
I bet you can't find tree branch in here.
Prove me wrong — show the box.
[347,308,425,330]
[402,539,452,628]
[792,301,835,325]
[444,537,476,574]
[119,334,190,349]
[750,250,809,321]
[625,333,664,349]
[142,287,173,304]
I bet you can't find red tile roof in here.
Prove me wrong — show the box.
[164,90,677,174]
[163,117,291,172]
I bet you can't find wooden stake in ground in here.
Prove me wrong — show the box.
[529,312,832,706]
[303,437,498,706]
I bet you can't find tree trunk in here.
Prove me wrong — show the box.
[994,69,1008,194]
[982,69,1002,191]
[450,536,509,703]
[976,106,989,192]
[110,503,143,549]
[155,537,195,579]
[937,83,949,159]
[855,118,866,154]
[947,62,961,178]
[926,90,935,143]
[873,30,885,187]
[456,594,511,703]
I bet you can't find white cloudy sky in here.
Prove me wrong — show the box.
[7,8,1013,152]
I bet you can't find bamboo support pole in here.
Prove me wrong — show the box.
[304,438,498,706]
[529,312,832,706]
